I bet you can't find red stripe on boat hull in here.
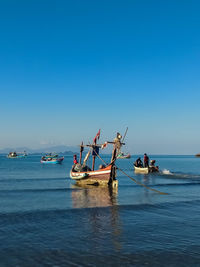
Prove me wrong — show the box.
[70,165,112,182]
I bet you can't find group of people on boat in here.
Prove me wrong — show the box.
[134,153,159,172]
[134,153,149,168]
[41,156,55,162]
[134,153,149,167]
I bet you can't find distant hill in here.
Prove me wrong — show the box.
[0,145,80,154]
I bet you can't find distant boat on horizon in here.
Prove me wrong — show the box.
[195,153,200,157]
[7,151,27,159]
[40,153,64,164]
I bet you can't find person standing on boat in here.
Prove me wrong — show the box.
[144,153,149,167]
[114,132,122,154]
[73,154,78,164]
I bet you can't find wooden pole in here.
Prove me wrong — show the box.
[92,136,98,171]
[108,147,117,185]
[92,156,96,171]
[111,147,117,163]
[122,127,128,143]
[79,142,84,164]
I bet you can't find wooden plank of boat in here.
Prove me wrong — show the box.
[134,165,149,174]
[70,164,112,182]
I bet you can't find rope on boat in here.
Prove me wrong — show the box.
[88,142,168,195]
[90,145,116,167]
[88,142,109,166]
[117,166,169,195]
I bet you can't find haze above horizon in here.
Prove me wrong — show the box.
[0,0,200,154]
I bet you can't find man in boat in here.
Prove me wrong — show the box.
[135,157,143,167]
[73,154,78,165]
[72,154,91,172]
[72,154,82,172]
[113,132,122,154]
[144,153,149,167]
[149,160,159,172]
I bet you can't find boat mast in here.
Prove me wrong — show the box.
[92,129,100,171]
[92,155,95,171]
[79,142,84,164]
[92,143,97,171]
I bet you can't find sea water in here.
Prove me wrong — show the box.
[0,154,200,266]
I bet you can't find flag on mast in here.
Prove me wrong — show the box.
[93,129,100,144]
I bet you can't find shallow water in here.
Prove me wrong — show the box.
[0,154,200,266]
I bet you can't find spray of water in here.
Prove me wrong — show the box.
[162,169,173,175]
[161,169,200,180]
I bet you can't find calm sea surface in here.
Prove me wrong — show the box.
[0,154,200,266]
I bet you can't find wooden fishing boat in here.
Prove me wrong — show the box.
[40,156,64,164]
[7,152,27,159]
[70,164,112,182]
[70,130,125,186]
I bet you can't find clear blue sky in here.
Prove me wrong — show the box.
[0,0,200,154]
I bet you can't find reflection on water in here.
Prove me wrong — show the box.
[71,184,118,208]
[71,184,122,251]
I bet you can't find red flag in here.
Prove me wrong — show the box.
[93,129,100,144]
[96,129,100,140]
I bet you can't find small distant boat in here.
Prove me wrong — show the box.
[195,154,200,157]
[134,165,159,174]
[7,151,27,159]
[40,155,64,164]
[117,152,131,159]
